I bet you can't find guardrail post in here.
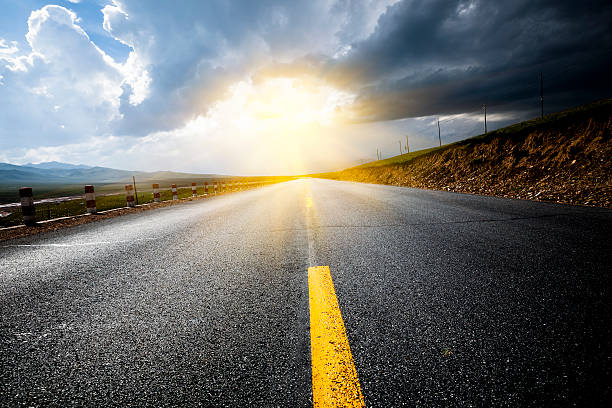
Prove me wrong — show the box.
[125,184,135,207]
[172,184,178,200]
[19,187,36,226]
[204,182,208,196]
[153,183,160,202]
[85,185,96,214]
[214,182,218,195]
[192,182,197,197]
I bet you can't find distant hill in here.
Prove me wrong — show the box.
[0,162,220,184]
[24,161,92,170]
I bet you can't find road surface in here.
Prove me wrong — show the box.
[1,179,610,406]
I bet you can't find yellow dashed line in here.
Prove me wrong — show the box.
[309,265,365,407]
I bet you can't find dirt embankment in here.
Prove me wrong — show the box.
[321,102,612,207]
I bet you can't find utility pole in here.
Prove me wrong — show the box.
[132,176,139,205]
[437,119,441,147]
[482,104,487,134]
[540,72,544,119]
[399,141,402,155]
[405,135,410,153]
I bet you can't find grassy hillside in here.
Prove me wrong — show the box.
[350,146,442,169]
[315,98,612,207]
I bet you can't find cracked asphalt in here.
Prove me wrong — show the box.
[0,179,610,406]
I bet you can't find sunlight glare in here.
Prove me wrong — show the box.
[202,76,356,174]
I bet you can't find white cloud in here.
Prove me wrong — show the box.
[95,0,399,136]
[121,52,151,105]
[2,1,395,139]
[0,5,155,150]
[0,38,19,56]
[0,1,426,173]
[24,5,123,110]
[0,37,39,72]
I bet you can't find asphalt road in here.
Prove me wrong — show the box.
[0,179,610,407]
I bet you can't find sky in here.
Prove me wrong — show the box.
[1,0,611,175]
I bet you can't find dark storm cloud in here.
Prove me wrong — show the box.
[329,0,612,121]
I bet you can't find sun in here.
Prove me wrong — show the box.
[244,77,353,127]
[211,76,354,132]
[202,75,356,174]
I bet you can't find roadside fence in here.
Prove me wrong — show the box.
[0,179,281,228]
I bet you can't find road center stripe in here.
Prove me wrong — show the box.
[309,265,365,407]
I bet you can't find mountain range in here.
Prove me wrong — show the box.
[0,162,218,184]
[23,161,93,170]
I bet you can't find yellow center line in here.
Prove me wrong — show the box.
[309,265,365,407]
